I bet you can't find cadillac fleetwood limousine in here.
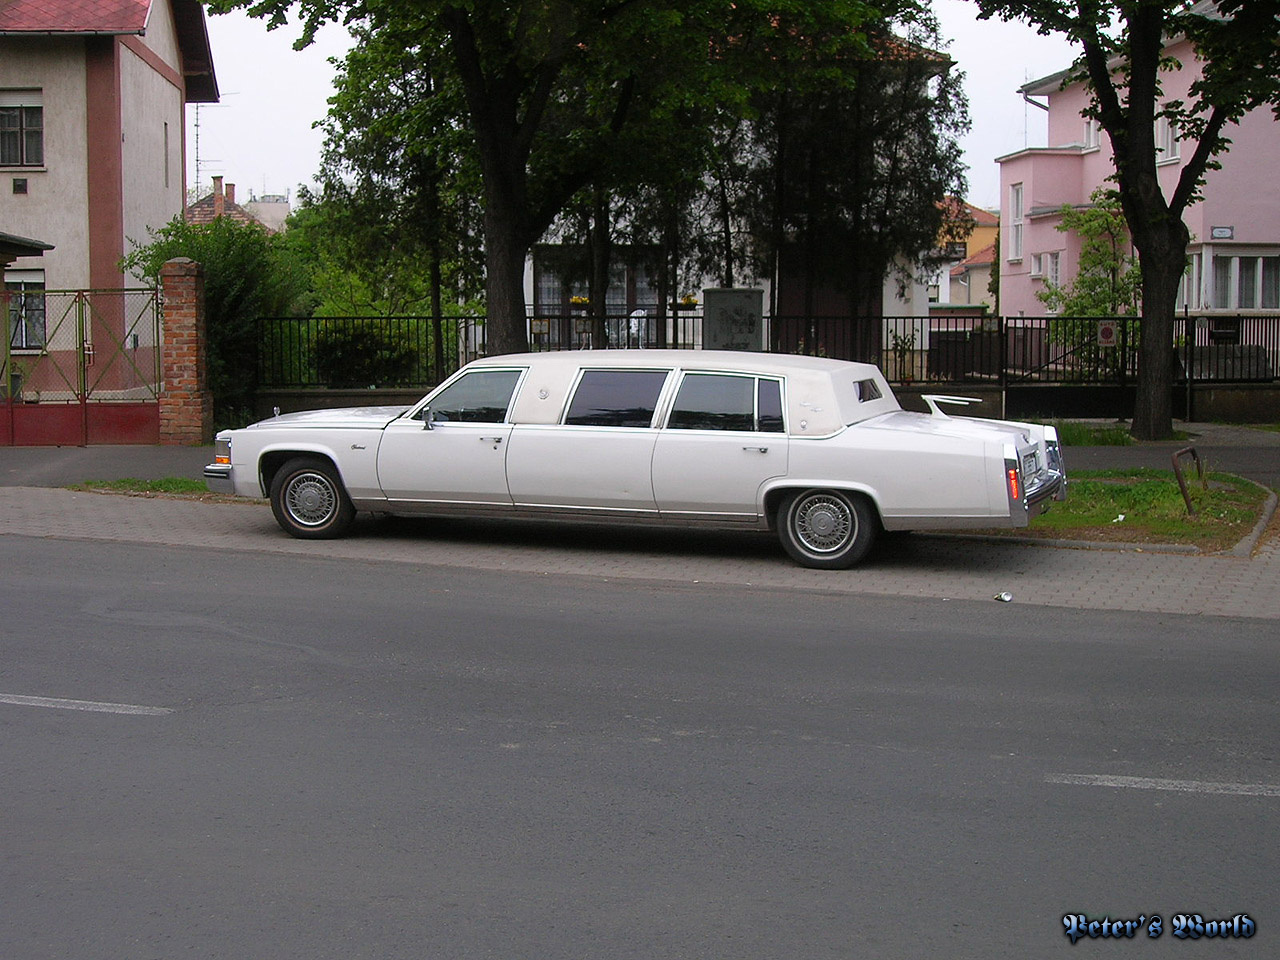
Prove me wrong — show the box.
[205,350,1066,569]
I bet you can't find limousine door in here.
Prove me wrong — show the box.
[652,373,788,519]
[505,368,669,514]
[375,368,523,505]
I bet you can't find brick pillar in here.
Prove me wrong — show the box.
[159,258,214,445]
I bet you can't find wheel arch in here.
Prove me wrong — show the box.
[258,446,345,498]
[762,481,885,531]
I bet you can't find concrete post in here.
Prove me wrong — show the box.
[158,258,213,445]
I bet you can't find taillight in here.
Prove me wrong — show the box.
[1007,466,1021,502]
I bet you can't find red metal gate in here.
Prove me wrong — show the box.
[3,288,161,445]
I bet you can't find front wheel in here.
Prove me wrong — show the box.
[269,457,356,539]
[777,489,876,570]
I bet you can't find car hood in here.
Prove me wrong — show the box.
[854,410,1035,445]
[246,405,410,430]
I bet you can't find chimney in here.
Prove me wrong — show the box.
[213,175,224,217]
[227,183,236,206]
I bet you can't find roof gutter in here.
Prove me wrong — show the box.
[0,30,143,36]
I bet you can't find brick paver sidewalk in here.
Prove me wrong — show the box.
[2,486,1276,619]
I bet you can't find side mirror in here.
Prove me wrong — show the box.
[422,406,434,430]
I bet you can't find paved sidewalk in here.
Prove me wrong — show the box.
[1,422,1276,618]
[1,483,1276,619]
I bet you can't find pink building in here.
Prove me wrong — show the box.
[997,32,1280,319]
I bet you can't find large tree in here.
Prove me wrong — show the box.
[741,14,970,323]
[210,0,883,355]
[977,0,1280,440]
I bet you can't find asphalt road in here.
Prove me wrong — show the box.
[3,536,1276,959]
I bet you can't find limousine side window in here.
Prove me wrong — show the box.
[416,369,522,423]
[564,369,670,428]
[667,373,785,433]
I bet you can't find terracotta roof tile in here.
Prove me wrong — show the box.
[0,0,150,34]
[950,242,996,276]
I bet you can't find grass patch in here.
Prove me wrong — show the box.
[1017,468,1268,551]
[1051,420,1134,446]
[71,477,210,496]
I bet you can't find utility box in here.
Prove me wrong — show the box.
[702,288,765,351]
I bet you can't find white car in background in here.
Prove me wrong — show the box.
[205,350,1066,569]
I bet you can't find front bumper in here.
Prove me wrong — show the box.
[204,463,235,495]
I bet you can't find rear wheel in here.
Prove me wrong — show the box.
[269,457,355,539]
[777,489,876,569]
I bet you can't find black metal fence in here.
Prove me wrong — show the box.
[258,316,487,389]
[256,313,1279,389]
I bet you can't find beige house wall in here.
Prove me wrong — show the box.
[120,43,185,267]
[140,0,182,68]
[0,38,92,290]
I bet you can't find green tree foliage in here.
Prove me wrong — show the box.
[977,0,1280,440]
[1037,188,1142,317]
[209,0,889,355]
[290,17,485,321]
[741,11,970,321]
[537,4,969,346]
[122,216,311,424]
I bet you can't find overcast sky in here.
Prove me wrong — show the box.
[187,2,1079,213]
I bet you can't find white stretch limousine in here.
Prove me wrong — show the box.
[205,350,1066,569]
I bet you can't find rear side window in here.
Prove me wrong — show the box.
[420,369,521,423]
[564,370,670,427]
[758,378,784,432]
[668,373,785,433]
[853,378,882,402]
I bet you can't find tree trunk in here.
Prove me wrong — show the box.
[483,206,529,356]
[1129,216,1189,441]
[590,185,611,347]
[429,235,445,379]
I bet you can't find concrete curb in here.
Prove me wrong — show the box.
[1228,483,1278,558]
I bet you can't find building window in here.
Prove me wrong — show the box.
[1264,258,1280,310]
[532,244,659,315]
[1009,183,1024,261]
[6,272,46,350]
[1155,113,1179,162]
[0,90,43,167]
[1030,252,1060,284]
[1083,118,1101,149]
[1209,254,1280,310]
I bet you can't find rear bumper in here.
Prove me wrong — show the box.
[1025,468,1067,515]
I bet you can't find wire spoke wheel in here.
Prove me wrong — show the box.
[270,457,355,539]
[794,493,854,553]
[285,472,339,527]
[778,489,876,569]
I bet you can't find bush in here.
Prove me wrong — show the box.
[122,216,314,425]
[312,321,419,388]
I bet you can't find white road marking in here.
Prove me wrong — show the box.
[1048,773,1280,797]
[0,694,172,716]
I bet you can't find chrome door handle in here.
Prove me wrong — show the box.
[743,446,769,453]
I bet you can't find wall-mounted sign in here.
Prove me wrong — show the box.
[1210,226,1235,240]
[1097,320,1118,348]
